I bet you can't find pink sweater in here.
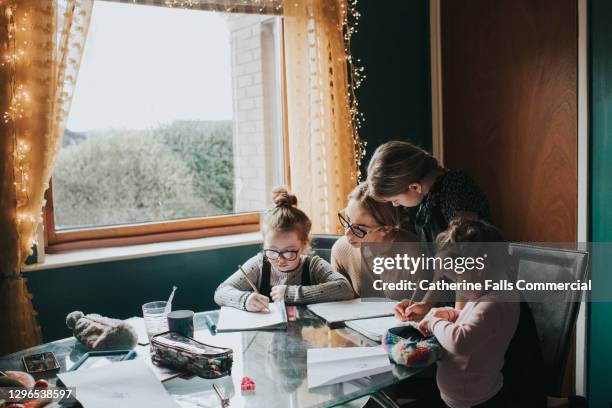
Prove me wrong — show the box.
[425,292,519,408]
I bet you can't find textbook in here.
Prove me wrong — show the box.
[307,346,392,388]
[216,302,287,332]
[345,316,417,342]
[306,299,397,328]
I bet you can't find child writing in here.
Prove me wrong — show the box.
[415,218,519,408]
[366,140,491,320]
[214,187,355,311]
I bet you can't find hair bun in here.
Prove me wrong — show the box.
[272,187,298,208]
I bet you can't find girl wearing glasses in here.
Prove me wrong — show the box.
[214,187,354,312]
[331,182,420,297]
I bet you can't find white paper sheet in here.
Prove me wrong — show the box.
[307,346,392,388]
[57,359,181,408]
[306,299,397,325]
[345,316,417,342]
[216,303,286,332]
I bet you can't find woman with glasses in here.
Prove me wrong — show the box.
[331,182,422,298]
[214,187,354,312]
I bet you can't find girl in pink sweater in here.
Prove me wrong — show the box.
[416,219,519,408]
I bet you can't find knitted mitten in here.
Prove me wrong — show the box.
[66,311,137,350]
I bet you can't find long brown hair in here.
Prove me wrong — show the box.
[366,140,440,198]
[261,187,312,243]
[349,182,401,228]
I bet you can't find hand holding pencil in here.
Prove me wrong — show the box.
[239,265,270,313]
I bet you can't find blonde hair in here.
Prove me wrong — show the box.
[261,187,312,243]
[366,141,440,198]
[349,182,401,228]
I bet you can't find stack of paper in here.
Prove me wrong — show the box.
[307,346,392,388]
[345,316,417,342]
[306,299,396,327]
[216,302,287,332]
[57,359,181,408]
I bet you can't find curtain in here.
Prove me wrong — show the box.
[104,0,282,14]
[283,0,357,235]
[0,0,93,354]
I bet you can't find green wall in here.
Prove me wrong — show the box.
[24,244,259,342]
[353,0,432,177]
[589,0,612,406]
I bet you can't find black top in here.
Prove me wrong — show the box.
[259,257,311,300]
[409,169,491,243]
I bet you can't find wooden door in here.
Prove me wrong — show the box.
[441,0,578,242]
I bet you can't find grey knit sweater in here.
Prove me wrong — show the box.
[214,253,355,310]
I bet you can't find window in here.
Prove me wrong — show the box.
[45,1,288,251]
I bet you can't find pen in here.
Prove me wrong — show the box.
[204,315,217,334]
[238,264,270,312]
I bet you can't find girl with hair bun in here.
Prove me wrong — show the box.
[215,187,354,311]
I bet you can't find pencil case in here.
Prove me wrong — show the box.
[382,325,441,368]
[150,331,233,378]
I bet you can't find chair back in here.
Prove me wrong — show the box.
[508,243,589,396]
[310,234,341,263]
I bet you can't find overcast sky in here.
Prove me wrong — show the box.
[67,1,234,132]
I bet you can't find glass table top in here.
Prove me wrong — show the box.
[0,307,425,408]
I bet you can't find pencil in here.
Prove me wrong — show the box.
[403,286,418,319]
[238,264,259,293]
[238,264,270,312]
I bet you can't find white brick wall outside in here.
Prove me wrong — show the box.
[228,14,282,214]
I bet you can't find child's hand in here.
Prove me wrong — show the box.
[404,301,433,321]
[417,308,454,335]
[393,299,413,321]
[270,285,287,302]
[245,293,270,312]
[417,314,431,337]
[431,308,452,320]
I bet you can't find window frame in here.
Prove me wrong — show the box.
[44,13,291,253]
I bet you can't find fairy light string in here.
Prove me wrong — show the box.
[4,3,35,239]
[341,0,366,181]
[2,0,42,266]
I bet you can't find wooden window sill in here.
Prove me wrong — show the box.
[22,232,263,272]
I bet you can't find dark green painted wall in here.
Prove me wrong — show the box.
[589,1,612,407]
[353,0,432,177]
[24,244,260,342]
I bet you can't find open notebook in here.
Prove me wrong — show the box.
[306,299,397,328]
[307,346,392,388]
[216,302,287,332]
[345,316,417,342]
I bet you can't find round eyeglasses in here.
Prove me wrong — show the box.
[263,249,299,261]
[338,212,384,239]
